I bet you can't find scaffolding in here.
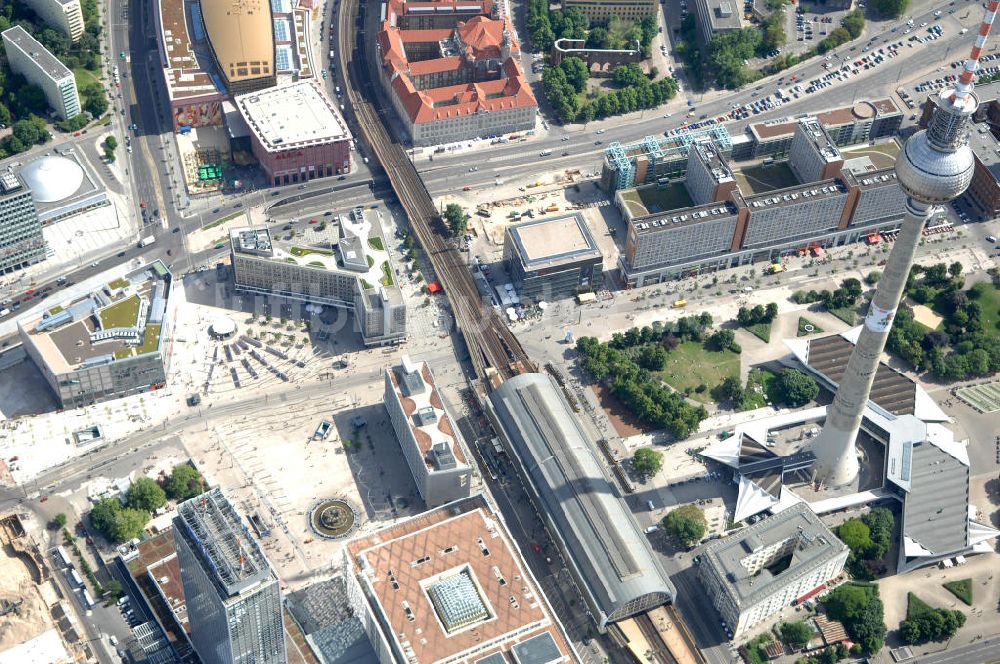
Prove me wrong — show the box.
[177,487,270,596]
[604,125,734,191]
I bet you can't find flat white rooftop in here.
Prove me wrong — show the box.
[235,80,351,151]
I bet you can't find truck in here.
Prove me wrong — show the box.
[539,149,552,156]
[69,569,84,588]
[139,235,155,247]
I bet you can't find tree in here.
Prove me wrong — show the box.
[84,90,108,117]
[662,504,706,547]
[110,508,149,543]
[779,620,813,649]
[126,477,167,512]
[869,0,909,17]
[89,498,120,536]
[774,368,818,405]
[707,329,736,352]
[824,583,887,654]
[105,135,117,151]
[632,447,663,479]
[613,63,646,88]
[862,507,894,559]
[866,270,881,285]
[51,513,68,529]
[841,9,865,39]
[765,302,779,323]
[586,26,609,48]
[443,203,468,236]
[838,518,872,553]
[560,56,589,93]
[165,464,206,501]
[717,375,745,405]
[637,344,668,370]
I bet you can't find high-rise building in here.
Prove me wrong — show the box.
[0,169,47,274]
[22,0,85,41]
[693,0,743,45]
[173,488,286,664]
[502,213,604,303]
[383,355,472,507]
[1,26,80,119]
[808,1,991,485]
[788,119,844,184]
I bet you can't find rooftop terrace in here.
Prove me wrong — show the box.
[506,213,602,270]
[21,261,172,373]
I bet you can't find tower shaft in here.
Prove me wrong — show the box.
[808,198,930,485]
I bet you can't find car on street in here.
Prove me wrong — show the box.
[119,50,126,59]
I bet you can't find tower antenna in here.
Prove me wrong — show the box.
[954,0,999,101]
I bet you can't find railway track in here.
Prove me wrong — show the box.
[336,0,534,385]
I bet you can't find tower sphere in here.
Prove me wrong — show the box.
[894,130,975,205]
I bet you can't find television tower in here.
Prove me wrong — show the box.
[808,3,996,486]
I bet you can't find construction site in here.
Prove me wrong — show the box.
[0,514,87,664]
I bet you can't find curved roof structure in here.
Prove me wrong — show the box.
[202,0,274,88]
[21,155,84,203]
[490,373,675,630]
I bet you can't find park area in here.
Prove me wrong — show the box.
[655,341,740,404]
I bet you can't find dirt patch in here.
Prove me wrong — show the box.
[911,304,943,329]
[590,382,654,438]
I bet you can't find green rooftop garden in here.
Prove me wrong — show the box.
[380,261,394,287]
[620,182,694,217]
[368,236,384,251]
[108,277,130,290]
[113,324,161,360]
[733,162,798,195]
[47,305,64,316]
[290,246,334,257]
[99,295,141,329]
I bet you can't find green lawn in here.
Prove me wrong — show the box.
[747,322,772,343]
[74,67,101,89]
[797,316,824,336]
[943,579,973,606]
[202,211,244,230]
[829,306,858,325]
[47,305,64,316]
[656,341,740,404]
[114,324,160,359]
[360,278,374,290]
[367,236,384,251]
[733,162,798,195]
[99,295,140,329]
[906,592,935,619]
[380,261,394,287]
[620,182,694,216]
[740,367,780,410]
[972,282,1000,334]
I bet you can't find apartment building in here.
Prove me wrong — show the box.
[383,356,472,508]
[693,0,742,45]
[2,26,80,119]
[965,123,1000,217]
[787,118,844,184]
[0,169,47,274]
[22,0,84,41]
[698,503,848,637]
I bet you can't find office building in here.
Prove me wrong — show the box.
[489,373,675,632]
[2,26,80,119]
[376,0,537,146]
[230,212,405,345]
[698,503,848,637]
[562,0,656,22]
[383,355,472,508]
[0,169,46,274]
[155,0,225,131]
[693,0,742,45]
[174,488,286,664]
[22,0,84,41]
[201,0,275,95]
[964,123,1000,217]
[502,213,603,303]
[19,262,175,408]
[344,494,574,664]
[788,119,844,184]
[235,80,352,186]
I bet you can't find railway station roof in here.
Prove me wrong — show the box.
[490,374,675,630]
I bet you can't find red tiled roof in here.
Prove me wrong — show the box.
[457,16,517,59]
[399,28,452,42]
[408,56,463,75]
